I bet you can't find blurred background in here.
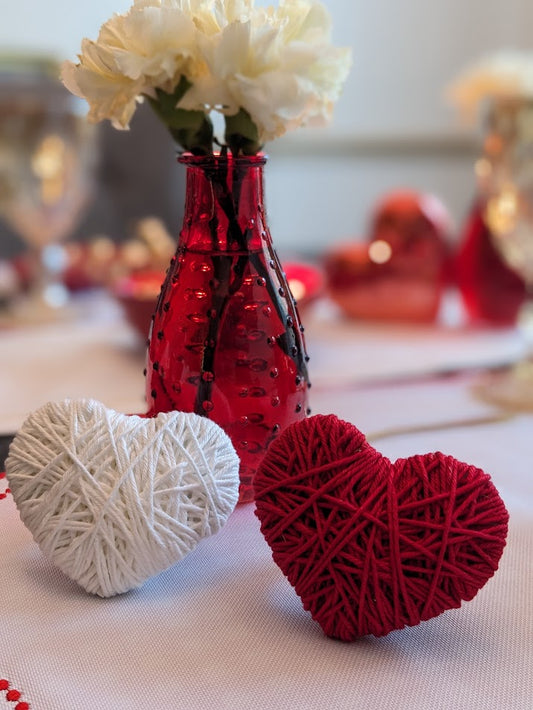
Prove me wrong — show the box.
[0,0,532,333]
[0,0,530,254]
[1,0,533,429]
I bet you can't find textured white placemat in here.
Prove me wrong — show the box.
[1,380,531,710]
[0,293,524,434]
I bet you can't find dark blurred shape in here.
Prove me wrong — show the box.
[0,433,13,470]
[88,102,183,243]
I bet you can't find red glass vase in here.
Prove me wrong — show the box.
[145,153,310,503]
[455,200,526,325]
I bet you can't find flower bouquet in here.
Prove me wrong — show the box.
[62,0,351,155]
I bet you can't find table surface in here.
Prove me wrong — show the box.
[1,293,531,710]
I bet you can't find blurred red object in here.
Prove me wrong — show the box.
[111,271,163,339]
[284,261,324,311]
[324,190,452,323]
[454,201,526,325]
[111,262,322,339]
[62,241,117,291]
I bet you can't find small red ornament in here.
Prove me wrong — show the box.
[254,414,509,641]
[0,471,10,501]
[0,678,30,708]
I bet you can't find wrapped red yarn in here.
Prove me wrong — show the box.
[254,414,509,641]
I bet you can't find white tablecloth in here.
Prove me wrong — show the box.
[0,294,531,710]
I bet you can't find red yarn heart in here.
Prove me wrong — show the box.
[254,414,509,641]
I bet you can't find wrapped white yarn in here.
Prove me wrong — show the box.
[6,399,240,597]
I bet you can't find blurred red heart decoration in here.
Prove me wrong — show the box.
[254,414,509,641]
[324,190,452,322]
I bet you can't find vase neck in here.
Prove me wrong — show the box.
[178,154,269,252]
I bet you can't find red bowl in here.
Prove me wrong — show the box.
[111,271,164,338]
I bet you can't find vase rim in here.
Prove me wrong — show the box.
[178,151,267,167]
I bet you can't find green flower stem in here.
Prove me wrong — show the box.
[224,108,262,156]
[146,79,213,155]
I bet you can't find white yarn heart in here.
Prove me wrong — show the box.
[6,399,240,597]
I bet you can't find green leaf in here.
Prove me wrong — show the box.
[224,108,262,156]
[145,78,213,155]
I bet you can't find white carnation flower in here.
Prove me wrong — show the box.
[99,5,204,89]
[180,0,351,142]
[61,0,351,150]
[62,2,210,128]
[61,39,144,129]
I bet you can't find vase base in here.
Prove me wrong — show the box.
[237,466,256,504]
